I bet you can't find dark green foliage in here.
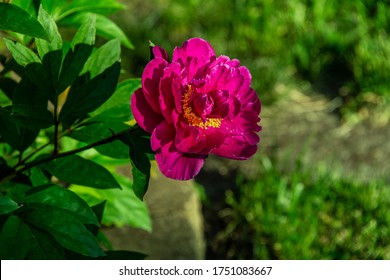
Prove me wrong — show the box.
[0,2,147,260]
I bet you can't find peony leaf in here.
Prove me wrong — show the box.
[0,3,48,40]
[40,155,121,189]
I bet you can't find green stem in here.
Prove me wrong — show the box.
[0,125,140,185]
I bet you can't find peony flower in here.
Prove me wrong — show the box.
[131,38,261,180]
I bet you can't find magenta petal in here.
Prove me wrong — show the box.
[152,46,169,61]
[173,38,216,67]
[131,88,164,133]
[151,121,206,180]
[142,57,169,114]
[211,135,258,160]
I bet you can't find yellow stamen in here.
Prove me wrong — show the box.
[182,85,222,129]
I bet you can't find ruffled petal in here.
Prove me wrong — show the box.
[131,88,164,133]
[151,121,206,180]
[211,135,258,160]
[174,121,226,154]
[142,57,169,114]
[173,38,216,68]
[152,46,169,61]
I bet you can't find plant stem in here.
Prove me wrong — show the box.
[0,125,140,185]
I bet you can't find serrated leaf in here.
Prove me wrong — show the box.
[3,38,40,67]
[60,12,133,49]
[0,3,48,40]
[82,38,121,78]
[0,215,31,259]
[0,194,20,214]
[24,185,99,225]
[40,154,121,189]
[36,6,63,58]
[23,205,105,257]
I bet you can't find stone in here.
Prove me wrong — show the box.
[103,164,205,259]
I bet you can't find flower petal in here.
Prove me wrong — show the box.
[142,57,169,114]
[173,38,216,68]
[152,46,169,61]
[151,121,206,180]
[131,88,164,133]
[211,135,258,160]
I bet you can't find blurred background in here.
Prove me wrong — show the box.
[109,0,389,259]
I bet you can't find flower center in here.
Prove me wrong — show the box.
[182,85,222,129]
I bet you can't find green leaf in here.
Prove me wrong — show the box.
[35,6,63,92]
[40,154,121,189]
[54,16,96,95]
[12,104,54,129]
[122,130,152,200]
[29,167,51,186]
[24,185,99,225]
[68,121,130,159]
[59,62,121,125]
[0,194,20,214]
[59,12,133,49]
[26,226,66,260]
[93,78,141,116]
[71,14,96,49]
[68,108,131,159]
[70,176,151,231]
[0,77,17,101]
[36,5,63,59]
[0,107,39,152]
[41,0,125,21]
[0,3,48,40]
[11,76,53,129]
[23,205,105,257]
[3,38,40,67]
[11,0,39,17]
[82,38,121,78]
[0,215,31,259]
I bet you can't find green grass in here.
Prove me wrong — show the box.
[225,157,390,259]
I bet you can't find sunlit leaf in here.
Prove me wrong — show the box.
[82,38,121,78]
[59,12,133,49]
[36,5,63,58]
[0,3,48,40]
[24,184,99,225]
[56,15,96,95]
[40,155,121,189]
[41,0,125,21]
[70,174,151,231]
[3,38,40,67]
[0,194,20,214]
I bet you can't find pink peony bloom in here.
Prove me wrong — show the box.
[131,38,261,180]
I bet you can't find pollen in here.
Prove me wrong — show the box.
[182,85,222,129]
